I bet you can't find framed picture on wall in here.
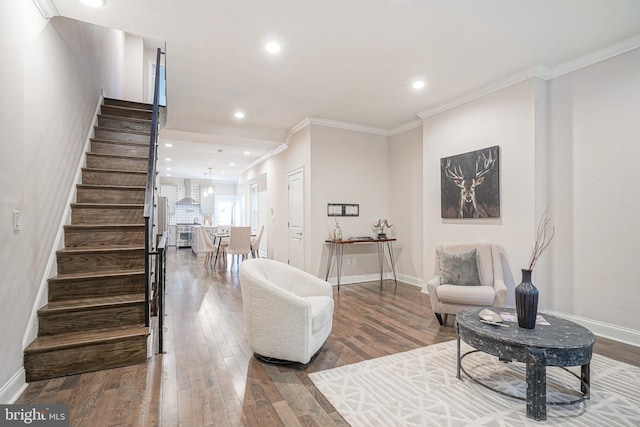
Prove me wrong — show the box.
[440,146,500,218]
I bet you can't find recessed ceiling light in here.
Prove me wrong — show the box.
[220,171,226,174]
[229,163,235,167]
[167,167,172,171]
[234,111,245,119]
[166,174,171,177]
[244,151,251,155]
[265,41,281,54]
[412,80,425,90]
[165,158,171,162]
[81,0,106,7]
[164,143,172,147]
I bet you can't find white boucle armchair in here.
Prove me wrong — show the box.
[239,258,334,364]
[427,243,507,326]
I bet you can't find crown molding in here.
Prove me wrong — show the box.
[549,34,640,79]
[308,117,390,136]
[239,143,288,176]
[290,117,311,135]
[32,0,59,18]
[417,36,640,121]
[417,65,551,120]
[389,119,422,136]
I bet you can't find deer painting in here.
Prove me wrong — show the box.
[440,146,500,218]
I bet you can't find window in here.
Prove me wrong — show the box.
[250,183,258,231]
[216,197,235,225]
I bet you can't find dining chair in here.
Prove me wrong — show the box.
[226,226,252,267]
[199,226,218,268]
[251,225,264,258]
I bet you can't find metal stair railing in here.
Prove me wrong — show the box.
[144,47,167,354]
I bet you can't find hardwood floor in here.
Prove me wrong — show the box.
[17,248,640,426]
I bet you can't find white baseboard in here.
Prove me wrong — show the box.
[326,274,639,348]
[543,310,640,348]
[0,369,27,404]
[327,272,423,288]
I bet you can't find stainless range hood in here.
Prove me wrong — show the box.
[176,179,200,205]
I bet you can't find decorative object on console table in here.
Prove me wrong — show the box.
[333,219,342,240]
[516,208,554,329]
[371,218,392,239]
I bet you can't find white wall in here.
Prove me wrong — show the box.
[124,34,144,102]
[0,3,126,402]
[421,50,640,343]
[389,125,423,285]
[240,126,311,265]
[309,125,390,279]
[422,79,542,306]
[548,48,640,332]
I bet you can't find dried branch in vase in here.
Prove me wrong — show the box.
[528,208,555,270]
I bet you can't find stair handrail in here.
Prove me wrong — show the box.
[144,47,165,331]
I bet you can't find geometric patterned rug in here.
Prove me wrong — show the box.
[309,340,640,426]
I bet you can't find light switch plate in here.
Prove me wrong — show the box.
[13,210,20,232]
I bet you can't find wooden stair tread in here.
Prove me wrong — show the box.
[50,270,145,282]
[82,167,147,175]
[57,246,144,254]
[70,202,144,208]
[86,152,148,161]
[98,114,152,124]
[90,137,149,147]
[94,126,151,136]
[104,98,153,110]
[42,293,145,312]
[77,184,146,190]
[102,104,152,114]
[25,325,149,354]
[64,224,144,230]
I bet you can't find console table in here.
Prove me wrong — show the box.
[324,238,397,291]
[456,307,594,421]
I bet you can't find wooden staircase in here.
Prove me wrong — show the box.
[24,98,155,382]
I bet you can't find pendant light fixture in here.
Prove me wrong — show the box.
[202,173,208,197]
[208,167,214,194]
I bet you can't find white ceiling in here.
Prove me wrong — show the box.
[49,0,640,181]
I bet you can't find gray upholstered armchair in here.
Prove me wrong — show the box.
[426,243,507,325]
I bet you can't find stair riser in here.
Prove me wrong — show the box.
[91,140,149,157]
[104,98,153,111]
[82,170,147,186]
[101,104,153,120]
[71,206,143,225]
[94,128,150,144]
[57,249,145,275]
[86,154,148,172]
[65,228,145,249]
[98,116,151,133]
[24,336,147,382]
[38,304,145,336]
[76,187,145,204]
[48,274,145,302]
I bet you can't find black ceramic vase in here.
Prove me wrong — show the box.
[515,269,538,329]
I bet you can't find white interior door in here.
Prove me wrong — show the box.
[288,169,304,268]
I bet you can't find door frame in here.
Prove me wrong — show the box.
[287,167,305,269]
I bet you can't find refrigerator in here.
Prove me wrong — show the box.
[157,196,170,242]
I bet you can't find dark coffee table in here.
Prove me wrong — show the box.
[455,307,595,421]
